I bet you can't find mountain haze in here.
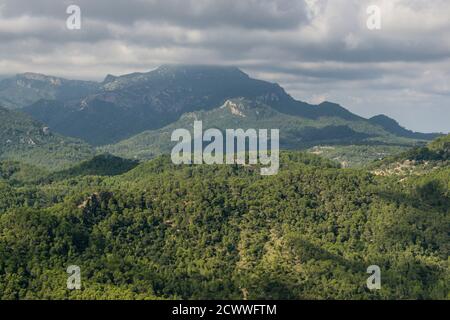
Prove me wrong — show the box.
[0,73,99,109]
[16,65,437,147]
[369,115,441,140]
[100,98,409,160]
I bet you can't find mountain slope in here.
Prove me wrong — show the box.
[0,107,94,170]
[0,73,99,109]
[44,154,139,182]
[99,98,421,161]
[0,151,448,299]
[370,134,450,176]
[22,65,389,145]
[23,65,312,145]
[428,134,450,155]
[369,115,441,140]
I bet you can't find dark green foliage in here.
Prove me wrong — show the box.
[371,133,450,170]
[428,134,450,158]
[45,154,139,182]
[0,150,448,300]
[0,107,94,170]
[369,114,441,140]
[0,161,48,185]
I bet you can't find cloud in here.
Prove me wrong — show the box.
[0,0,449,132]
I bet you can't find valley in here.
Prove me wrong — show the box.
[0,65,448,300]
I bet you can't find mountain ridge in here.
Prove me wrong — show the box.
[369,114,441,140]
[0,73,99,109]
[98,97,421,162]
[1,65,440,148]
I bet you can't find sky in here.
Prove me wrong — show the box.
[0,0,449,133]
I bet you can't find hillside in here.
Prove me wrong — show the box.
[0,161,48,185]
[369,115,441,140]
[0,73,99,109]
[428,134,450,155]
[99,98,423,164]
[44,154,140,182]
[0,107,94,170]
[16,65,438,146]
[370,134,450,176]
[0,151,448,299]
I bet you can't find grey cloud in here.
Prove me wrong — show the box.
[0,0,449,132]
[0,0,310,29]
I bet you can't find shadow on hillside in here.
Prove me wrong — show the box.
[376,180,450,212]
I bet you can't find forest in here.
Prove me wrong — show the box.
[0,137,448,300]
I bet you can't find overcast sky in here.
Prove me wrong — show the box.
[0,0,449,133]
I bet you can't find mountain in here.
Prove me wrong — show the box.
[22,65,313,145]
[368,114,441,140]
[0,73,99,109]
[21,65,409,146]
[99,98,421,162]
[0,106,94,170]
[0,65,433,152]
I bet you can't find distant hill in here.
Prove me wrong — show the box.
[0,106,94,170]
[99,98,422,161]
[369,114,441,140]
[0,73,99,109]
[0,161,48,185]
[370,134,450,176]
[16,65,436,146]
[22,65,315,145]
[45,154,139,182]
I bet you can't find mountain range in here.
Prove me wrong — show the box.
[0,66,448,300]
[0,65,442,168]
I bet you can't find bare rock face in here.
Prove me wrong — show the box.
[78,192,114,210]
[221,100,246,117]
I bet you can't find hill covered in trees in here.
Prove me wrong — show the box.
[370,134,450,176]
[0,147,448,299]
[1,66,440,170]
[0,107,94,170]
[99,98,426,164]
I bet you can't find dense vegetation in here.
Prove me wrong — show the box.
[100,98,424,167]
[1,66,446,300]
[369,134,450,176]
[0,107,94,170]
[1,66,436,148]
[43,155,139,183]
[0,147,448,300]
